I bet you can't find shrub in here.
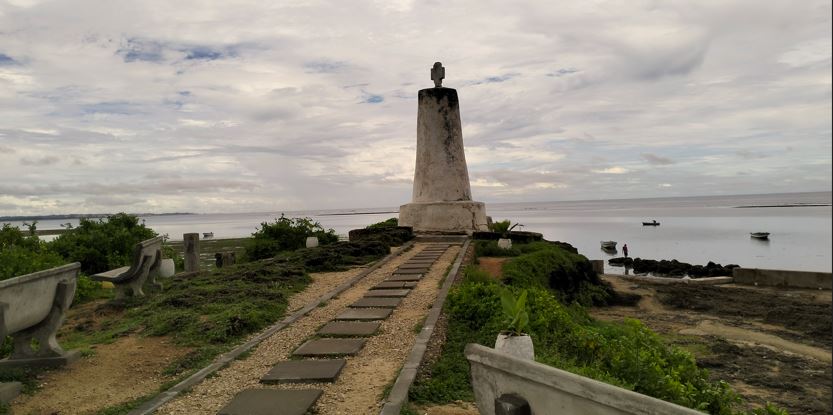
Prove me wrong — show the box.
[366,217,398,229]
[47,213,157,275]
[245,215,338,260]
[0,223,65,281]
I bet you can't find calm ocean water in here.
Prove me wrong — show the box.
[7,192,831,273]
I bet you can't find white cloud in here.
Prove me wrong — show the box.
[0,0,829,215]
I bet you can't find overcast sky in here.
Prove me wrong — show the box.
[1,0,830,215]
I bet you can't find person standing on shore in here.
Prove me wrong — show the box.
[623,243,629,258]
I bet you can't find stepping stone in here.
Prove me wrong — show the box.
[261,359,346,384]
[350,297,402,308]
[387,274,421,282]
[218,388,322,415]
[335,308,392,321]
[395,268,427,274]
[318,321,381,336]
[365,289,410,297]
[404,260,435,264]
[398,264,432,270]
[411,256,440,260]
[293,338,366,357]
[373,281,408,289]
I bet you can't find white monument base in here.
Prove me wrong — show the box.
[399,201,488,233]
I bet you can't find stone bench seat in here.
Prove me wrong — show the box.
[91,236,164,299]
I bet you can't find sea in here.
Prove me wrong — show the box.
[5,192,831,274]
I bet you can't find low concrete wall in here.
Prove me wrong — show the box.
[733,268,831,289]
[465,344,702,415]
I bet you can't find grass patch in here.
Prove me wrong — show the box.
[410,243,787,415]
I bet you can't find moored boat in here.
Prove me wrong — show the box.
[642,220,660,226]
[601,240,617,250]
[750,232,770,239]
[203,232,214,238]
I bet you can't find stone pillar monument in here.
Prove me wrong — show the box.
[399,62,488,233]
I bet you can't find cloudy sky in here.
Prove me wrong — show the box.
[1,0,830,215]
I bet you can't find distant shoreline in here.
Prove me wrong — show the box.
[0,212,195,221]
[317,211,398,216]
[733,204,831,208]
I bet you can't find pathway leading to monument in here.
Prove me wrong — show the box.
[157,242,462,415]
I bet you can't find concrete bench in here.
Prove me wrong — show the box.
[92,235,164,299]
[0,262,81,369]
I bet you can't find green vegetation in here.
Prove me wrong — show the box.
[244,214,338,260]
[499,288,529,335]
[410,242,787,414]
[367,217,398,229]
[0,223,65,281]
[48,213,158,274]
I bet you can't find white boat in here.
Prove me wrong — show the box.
[750,232,770,239]
[600,241,617,250]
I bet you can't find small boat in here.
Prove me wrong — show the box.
[750,232,770,239]
[203,232,214,238]
[600,241,617,250]
[642,220,660,226]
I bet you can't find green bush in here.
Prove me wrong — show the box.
[502,243,611,306]
[47,213,157,275]
[0,223,66,281]
[245,215,338,260]
[366,217,398,229]
[413,282,742,413]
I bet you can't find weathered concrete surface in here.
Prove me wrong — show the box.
[335,308,392,321]
[733,267,831,289]
[399,201,488,233]
[91,236,163,298]
[398,85,488,233]
[0,382,22,404]
[293,338,366,356]
[318,321,381,336]
[0,263,80,368]
[183,233,200,272]
[591,260,604,274]
[387,274,422,282]
[364,289,411,297]
[261,360,346,383]
[465,344,703,415]
[350,297,402,308]
[218,388,322,415]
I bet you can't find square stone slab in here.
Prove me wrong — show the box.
[261,359,346,384]
[218,388,323,415]
[350,297,402,308]
[394,268,427,274]
[335,308,392,321]
[373,281,407,289]
[398,263,432,270]
[364,289,411,297]
[318,321,381,336]
[404,260,435,264]
[387,274,422,282]
[293,338,366,356]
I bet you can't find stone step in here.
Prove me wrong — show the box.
[398,264,432,270]
[364,289,411,297]
[261,359,346,384]
[218,388,323,415]
[403,260,435,264]
[318,321,381,336]
[335,308,392,321]
[393,268,427,275]
[387,274,422,282]
[350,297,403,308]
[372,281,417,289]
[293,338,366,357]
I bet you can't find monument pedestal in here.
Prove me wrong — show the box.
[399,201,488,234]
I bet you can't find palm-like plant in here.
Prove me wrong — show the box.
[499,288,529,336]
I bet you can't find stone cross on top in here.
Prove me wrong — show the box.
[431,62,445,88]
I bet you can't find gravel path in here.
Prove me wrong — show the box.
[158,243,459,415]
